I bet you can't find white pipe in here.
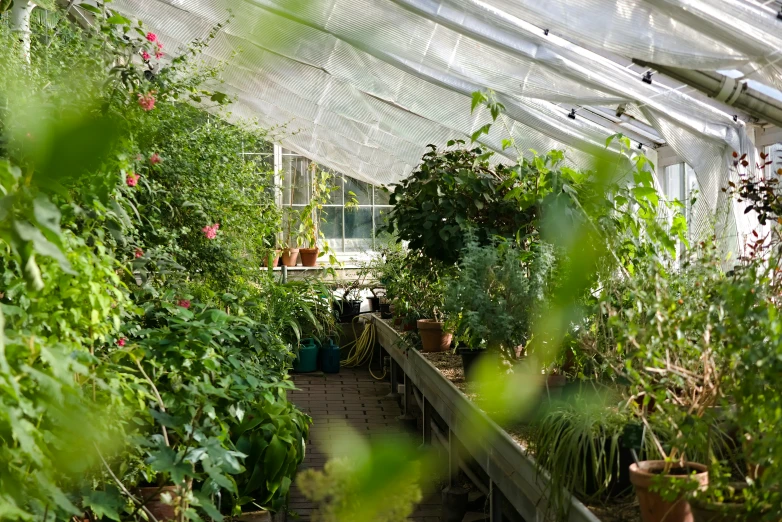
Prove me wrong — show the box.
[635,60,782,128]
[10,1,36,63]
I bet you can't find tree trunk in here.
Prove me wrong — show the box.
[11,1,36,63]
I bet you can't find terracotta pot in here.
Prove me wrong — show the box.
[691,486,749,522]
[299,247,319,266]
[262,250,281,267]
[281,248,300,267]
[417,319,452,352]
[545,374,567,388]
[630,460,709,522]
[135,486,178,521]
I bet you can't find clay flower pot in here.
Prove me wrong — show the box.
[281,247,300,267]
[417,319,452,353]
[299,247,319,266]
[630,460,709,522]
[262,250,281,268]
[691,485,749,522]
[135,485,178,521]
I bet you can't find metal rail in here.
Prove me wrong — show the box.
[374,316,601,522]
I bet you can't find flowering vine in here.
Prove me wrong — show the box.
[202,223,220,239]
[137,91,156,111]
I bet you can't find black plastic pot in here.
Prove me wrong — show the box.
[333,299,362,323]
[379,302,392,319]
[368,296,380,312]
[456,346,486,381]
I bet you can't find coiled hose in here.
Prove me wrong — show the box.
[340,315,386,380]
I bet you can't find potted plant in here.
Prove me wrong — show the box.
[297,167,339,267]
[281,205,301,267]
[334,277,364,323]
[532,392,645,520]
[443,236,536,377]
[407,254,452,351]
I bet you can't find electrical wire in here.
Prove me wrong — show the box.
[340,315,386,380]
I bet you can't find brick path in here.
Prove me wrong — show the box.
[287,367,443,522]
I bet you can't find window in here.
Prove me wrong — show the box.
[663,162,701,243]
[763,143,782,180]
[276,147,392,253]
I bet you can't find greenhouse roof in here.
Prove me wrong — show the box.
[107,0,782,245]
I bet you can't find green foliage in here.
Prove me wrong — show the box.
[386,143,557,264]
[297,454,423,522]
[531,392,642,519]
[368,243,453,323]
[443,235,540,356]
[0,5,314,520]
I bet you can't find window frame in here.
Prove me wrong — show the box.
[274,145,392,253]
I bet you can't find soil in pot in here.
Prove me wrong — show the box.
[299,247,319,266]
[135,485,178,521]
[417,319,452,353]
[630,460,709,522]
[281,248,300,267]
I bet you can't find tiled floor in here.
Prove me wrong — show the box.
[286,367,443,522]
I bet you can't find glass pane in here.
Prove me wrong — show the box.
[282,156,311,205]
[374,185,391,205]
[320,206,343,250]
[313,167,343,206]
[282,205,304,246]
[374,207,393,237]
[664,164,683,203]
[765,143,782,180]
[345,176,372,205]
[345,208,373,239]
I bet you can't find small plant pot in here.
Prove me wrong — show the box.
[417,319,452,353]
[403,319,417,331]
[262,250,281,268]
[630,460,709,522]
[334,299,362,323]
[691,486,749,522]
[368,296,380,312]
[281,248,300,267]
[456,346,487,381]
[380,303,392,319]
[299,247,319,266]
[135,485,178,521]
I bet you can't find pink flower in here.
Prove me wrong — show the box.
[177,299,191,309]
[156,41,163,49]
[116,338,126,347]
[202,223,220,239]
[155,49,164,59]
[126,173,140,187]
[141,50,151,61]
[134,248,143,258]
[149,153,162,164]
[146,32,157,43]
[137,91,156,111]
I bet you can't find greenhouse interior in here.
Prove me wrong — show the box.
[2,0,782,521]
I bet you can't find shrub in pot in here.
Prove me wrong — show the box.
[385,142,563,264]
[443,236,538,378]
